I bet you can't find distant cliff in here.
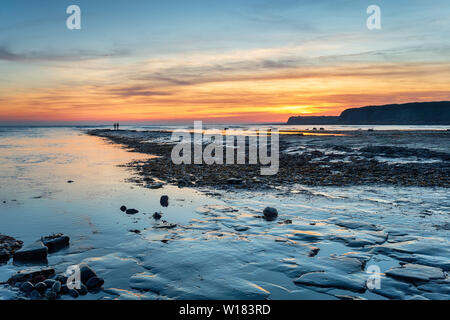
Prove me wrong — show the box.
[287,101,450,125]
[339,101,450,124]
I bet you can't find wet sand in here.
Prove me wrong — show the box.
[1,127,449,300]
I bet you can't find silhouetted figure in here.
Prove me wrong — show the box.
[117,123,120,130]
[113,123,117,130]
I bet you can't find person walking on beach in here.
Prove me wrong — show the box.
[113,123,116,130]
[117,122,120,130]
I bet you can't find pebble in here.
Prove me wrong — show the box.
[52,281,61,293]
[60,284,69,294]
[160,195,169,207]
[263,207,278,221]
[20,281,34,293]
[44,279,56,288]
[30,290,41,300]
[68,288,79,298]
[86,276,104,290]
[45,291,57,300]
[153,212,162,220]
[77,284,88,295]
[35,282,47,293]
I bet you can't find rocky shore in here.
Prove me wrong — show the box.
[1,127,449,300]
[87,129,450,189]
[0,233,104,300]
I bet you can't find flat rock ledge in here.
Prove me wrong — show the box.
[13,241,48,263]
[386,264,446,283]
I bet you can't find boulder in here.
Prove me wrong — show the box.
[79,264,98,284]
[126,208,139,215]
[263,207,278,221]
[41,234,70,253]
[13,241,48,262]
[86,276,104,290]
[120,205,127,212]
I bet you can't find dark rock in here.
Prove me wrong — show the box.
[227,178,243,185]
[20,281,34,293]
[153,222,177,229]
[148,183,163,189]
[308,247,320,257]
[79,264,98,284]
[153,212,162,220]
[52,281,62,293]
[0,234,23,261]
[68,288,79,298]
[30,290,41,300]
[177,179,190,188]
[41,234,70,253]
[86,276,104,290]
[0,248,10,262]
[7,268,55,285]
[44,279,56,288]
[263,207,278,221]
[55,274,68,284]
[126,208,139,215]
[60,284,69,295]
[35,282,47,293]
[129,229,141,234]
[45,291,57,300]
[120,205,127,212]
[13,241,48,262]
[233,225,250,232]
[77,284,88,295]
[160,195,169,207]
[67,180,74,183]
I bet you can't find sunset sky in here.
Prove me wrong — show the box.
[0,0,449,124]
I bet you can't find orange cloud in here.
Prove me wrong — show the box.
[1,47,450,123]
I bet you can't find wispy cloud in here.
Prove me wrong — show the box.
[0,45,130,63]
